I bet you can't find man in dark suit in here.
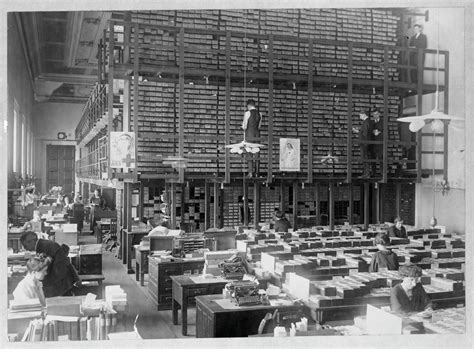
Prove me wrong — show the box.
[353,110,372,178]
[408,24,428,83]
[371,110,383,175]
[20,231,81,298]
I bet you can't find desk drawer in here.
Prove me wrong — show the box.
[158,295,173,304]
[187,287,207,298]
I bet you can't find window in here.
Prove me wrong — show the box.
[12,100,19,173]
[21,114,26,176]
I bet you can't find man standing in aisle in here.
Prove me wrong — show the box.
[242,99,262,177]
[20,231,81,298]
[408,24,427,83]
[353,110,372,178]
[371,110,383,176]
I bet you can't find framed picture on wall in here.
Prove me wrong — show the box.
[110,132,136,169]
[279,138,300,172]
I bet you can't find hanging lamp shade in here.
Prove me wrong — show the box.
[225,140,264,155]
[398,111,463,133]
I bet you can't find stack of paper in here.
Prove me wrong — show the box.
[105,285,127,311]
[9,299,42,313]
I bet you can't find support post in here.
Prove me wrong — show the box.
[213,183,219,228]
[267,35,274,183]
[292,182,298,230]
[170,183,177,229]
[443,52,450,181]
[329,181,334,230]
[364,182,370,230]
[416,48,424,183]
[178,27,185,183]
[204,181,210,230]
[396,182,401,218]
[107,22,115,180]
[225,32,231,183]
[348,183,353,225]
[307,39,314,183]
[314,182,320,225]
[346,42,353,183]
[382,47,389,183]
[132,24,139,181]
[253,181,261,228]
[243,177,249,226]
[374,183,380,224]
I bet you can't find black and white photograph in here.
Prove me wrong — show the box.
[1,0,472,348]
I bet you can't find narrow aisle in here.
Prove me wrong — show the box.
[78,232,196,339]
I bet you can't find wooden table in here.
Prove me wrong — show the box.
[134,245,150,286]
[171,275,228,336]
[121,228,148,274]
[195,294,303,338]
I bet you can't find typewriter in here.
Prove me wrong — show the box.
[226,280,267,306]
[218,255,247,280]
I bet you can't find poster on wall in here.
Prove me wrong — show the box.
[110,132,136,169]
[279,138,300,172]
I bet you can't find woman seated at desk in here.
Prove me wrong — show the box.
[390,264,433,314]
[22,210,44,234]
[13,256,51,306]
[369,233,399,272]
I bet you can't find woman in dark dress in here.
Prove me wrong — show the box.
[369,233,399,272]
[390,263,432,314]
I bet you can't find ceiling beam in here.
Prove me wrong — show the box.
[14,13,35,92]
[64,12,84,68]
[37,73,96,85]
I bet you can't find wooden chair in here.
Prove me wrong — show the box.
[103,218,118,252]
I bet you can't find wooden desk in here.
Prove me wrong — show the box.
[134,245,150,286]
[195,294,303,338]
[121,228,148,274]
[171,275,228,336]
[148,257,204,310]
[80,274,105,298]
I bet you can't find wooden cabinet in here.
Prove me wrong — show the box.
[195,294,303,338]
[148,257,204,310]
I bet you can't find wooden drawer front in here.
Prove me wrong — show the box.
[187,286,207,298]
[208,285,225,294]
[158,285,172,295]
[158,294,173,304]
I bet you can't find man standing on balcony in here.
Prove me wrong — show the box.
[242,99,262,178]
[408,24,427,83]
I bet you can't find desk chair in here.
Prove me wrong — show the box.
[103,219,118,252]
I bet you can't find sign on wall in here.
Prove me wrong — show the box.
[279,138,300,172]
[110,132,136,169]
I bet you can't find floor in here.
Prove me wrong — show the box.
[78,227,196,340]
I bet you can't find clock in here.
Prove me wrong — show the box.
[57,132,67,140]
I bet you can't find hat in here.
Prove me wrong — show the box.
[399,263,422,278]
